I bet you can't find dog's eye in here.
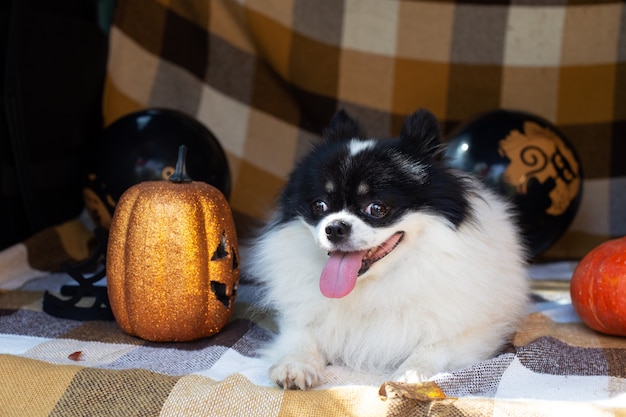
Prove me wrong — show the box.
[364,203,390,219]
[311,200,329,216]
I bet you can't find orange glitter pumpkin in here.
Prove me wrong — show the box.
[106,146,239,342]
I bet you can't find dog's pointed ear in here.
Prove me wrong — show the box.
[322,110,364,141]
[399,109,445,158]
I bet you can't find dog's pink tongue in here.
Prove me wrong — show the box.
[320,250,367,298]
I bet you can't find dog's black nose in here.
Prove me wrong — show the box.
[325,221,351,243]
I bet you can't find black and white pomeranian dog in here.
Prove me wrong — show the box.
[246,109,529,390]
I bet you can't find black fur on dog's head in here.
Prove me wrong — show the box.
[276,109,471,230]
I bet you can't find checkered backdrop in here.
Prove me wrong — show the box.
[103,0,626,259]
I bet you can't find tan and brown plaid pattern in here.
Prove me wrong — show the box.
[2,273,626,416]
[103,0,626,259]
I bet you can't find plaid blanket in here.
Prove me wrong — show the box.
[1,271,626,416]
[103,0,626,260]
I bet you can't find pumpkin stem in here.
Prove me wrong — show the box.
[169,145,193,183]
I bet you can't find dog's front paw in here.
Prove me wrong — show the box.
[269,355,324,390]
[391,367,435,384]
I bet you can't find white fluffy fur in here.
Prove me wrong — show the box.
[247,178,529,390]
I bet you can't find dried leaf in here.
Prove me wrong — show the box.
[379,381,452,402]
[68,351,83,361]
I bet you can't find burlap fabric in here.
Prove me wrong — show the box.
[1,273,626,416]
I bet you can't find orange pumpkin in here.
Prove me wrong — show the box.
[570,237,626,336]
[106,146,239,342]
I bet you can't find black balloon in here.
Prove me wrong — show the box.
[445,109,583,258]
[84,108,231,229]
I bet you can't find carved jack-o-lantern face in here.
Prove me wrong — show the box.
[106,146,239,342]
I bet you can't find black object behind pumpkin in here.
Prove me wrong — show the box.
[84,108,231,229]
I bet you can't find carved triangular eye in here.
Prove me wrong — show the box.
[231,248,239,270]
[211,232,228,260]
[210,281,230,309]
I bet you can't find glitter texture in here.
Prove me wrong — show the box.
[106,181,239,342]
